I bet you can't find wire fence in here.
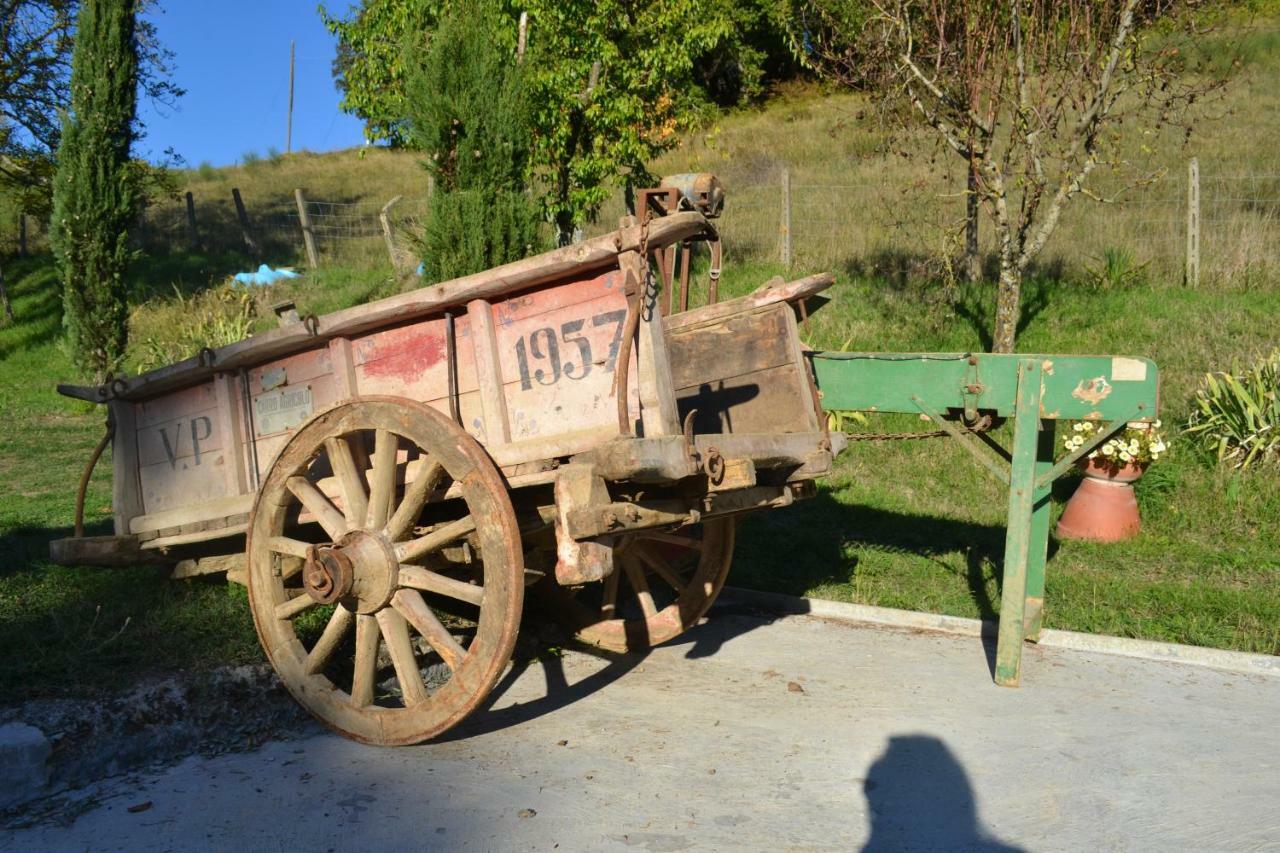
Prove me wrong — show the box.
[703,160,1280,287]
[5,163,1278,287]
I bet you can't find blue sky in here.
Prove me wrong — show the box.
[136,1,368,167]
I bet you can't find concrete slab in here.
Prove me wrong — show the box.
[4,608,1278,852]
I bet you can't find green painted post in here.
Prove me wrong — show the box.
[1023,420,1056,641]
[994,359,1043,687]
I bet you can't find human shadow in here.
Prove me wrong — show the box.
[863,734,1024,852]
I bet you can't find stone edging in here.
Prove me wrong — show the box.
[718,586,1280,679]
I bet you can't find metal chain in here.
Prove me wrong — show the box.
[843,429,949,442]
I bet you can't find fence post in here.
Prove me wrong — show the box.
[232,188,261,259]
[184,191,200,250]
[294,188,319,269]
[379,195,404,272]
[18,214,27,258]
[780,166,792,269]
[1185,157,1200,287]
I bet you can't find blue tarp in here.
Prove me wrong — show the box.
[232,264,302,287]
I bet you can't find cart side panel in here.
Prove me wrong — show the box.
[490,270,632,443]
[666,302,820,436]
[135,382,237,516]
[350,312,486,440]
[245,346,345,484]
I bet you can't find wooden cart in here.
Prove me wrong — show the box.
[53,200,839,745]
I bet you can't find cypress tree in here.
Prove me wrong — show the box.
[406,1,543,281]
[50,0,141,381]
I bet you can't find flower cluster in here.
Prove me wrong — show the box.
[1062,420,1168,467]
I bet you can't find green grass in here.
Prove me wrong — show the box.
[5,24,1280,699]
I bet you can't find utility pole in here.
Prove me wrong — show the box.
[286,40,295,154]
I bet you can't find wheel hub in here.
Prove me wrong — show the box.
[302,546,354,604]
[303,529,400,614]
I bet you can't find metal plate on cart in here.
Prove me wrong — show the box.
[255,385,313,436]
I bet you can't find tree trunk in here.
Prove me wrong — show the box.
[992,263,1021,353]
[965,157,981,283]
[0,260,13,323]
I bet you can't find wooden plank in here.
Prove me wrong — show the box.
[328,337,358,399]
[140,523,249,550]
[104,213,713,402]
[213,373,249,495]
[171,553,244,580]
[49,535,170,567]
[109,400,144,537]
[467,299,511,446]
[994,359,1043,688]
[637,279,681,437]
[667,304,797,391]
[129,493,253,535]
[665,273,835,333]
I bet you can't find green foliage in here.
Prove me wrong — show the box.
[1185,350,1280,469]
[321,0,795,242]
[49,0,142,382]
[132,283,257,373]
[1085,247,1150,290]
[405,1,543,279]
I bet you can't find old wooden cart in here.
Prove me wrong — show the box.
[53,180,1162,745]
[54,192,841,745]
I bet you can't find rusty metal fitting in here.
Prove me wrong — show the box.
[702,446,725,485]
[303,545,354,605]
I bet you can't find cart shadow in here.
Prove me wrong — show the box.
[438,609,794,743]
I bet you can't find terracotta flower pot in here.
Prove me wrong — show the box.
[1055,457,1148,543]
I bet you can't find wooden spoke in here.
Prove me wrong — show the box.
[365,429,399,529]
[395,516,477,564]
[351,613,381,707]
[286,476,348,540]
[399,564,484,607]
[281,556,305,582]
[639,531,703,551]
[635,543,687,594]
[385,459,445,542]
[246,397,525,745]
[269,536,312,559]
[600,564,620,619]
[275,591,319,621]
[304,606,354,675]
[376,608,428,706]
[325,436,368,525]
[391,589,468,671]
[622,555,658,619]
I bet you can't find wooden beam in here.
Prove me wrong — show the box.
[467,299,511,446]
[100,213,715,401]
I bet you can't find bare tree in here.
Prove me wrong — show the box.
[794,0,1230,352]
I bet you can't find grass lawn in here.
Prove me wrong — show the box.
[1,243,1276,704]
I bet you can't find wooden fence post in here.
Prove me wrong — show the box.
[379,195,404,271]
[780,166,792,269]
[184,191,199,250]
[18,214,27,258]
[231,188,261,258]
[1185,157,1200,287]
[295,188,319,269]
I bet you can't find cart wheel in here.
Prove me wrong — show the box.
[543,518,735,653]
[246,397,522,746]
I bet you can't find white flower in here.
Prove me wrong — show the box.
[1120,450,1133,462]
[1073,423,1086,432]
[1101,444,1115,456]
[1153,441,1167,453]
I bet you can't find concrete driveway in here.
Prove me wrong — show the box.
[5,603,1278,852]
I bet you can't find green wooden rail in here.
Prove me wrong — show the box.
[811,351,1160,686]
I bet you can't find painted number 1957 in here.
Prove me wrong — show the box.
[514,309,626,391]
